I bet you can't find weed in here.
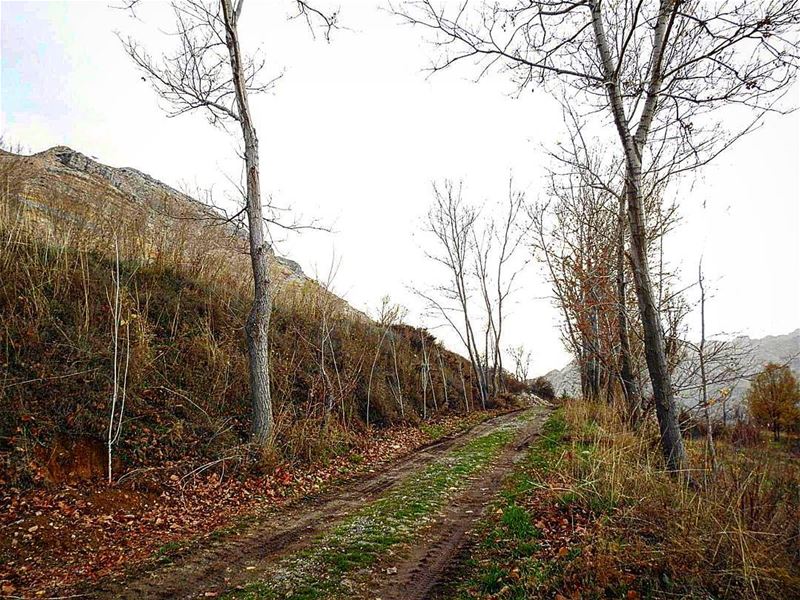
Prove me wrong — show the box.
[153,540,184,564]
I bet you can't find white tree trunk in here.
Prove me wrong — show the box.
[590,0,686,470]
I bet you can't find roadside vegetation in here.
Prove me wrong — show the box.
[0,155,506,491]
[452,401,800,599]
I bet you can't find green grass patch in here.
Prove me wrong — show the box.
[225,415,528,599]
[449,411,569,599]
[152,540,185,564]
[420,422,447,440]
[500,503,538,540]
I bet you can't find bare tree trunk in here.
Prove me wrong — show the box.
[463,312,488,409]
[390,336,405,418]
[590,0,686,470]
[626,181,685,470]
[437,347,449,409]
[422,334,438,413]
[367,326,391,427]
[222,0,272,445]
[616,193,638,422]
[421,332,428,420]
[588,303,601,399]
[458,360,470,413]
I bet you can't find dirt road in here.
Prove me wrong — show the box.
[91,406,550,599]
[369,409,547,600]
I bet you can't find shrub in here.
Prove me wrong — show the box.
[529,376,556,401]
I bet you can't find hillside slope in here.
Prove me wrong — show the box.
[1,145,308,283]
[0,146,498,490]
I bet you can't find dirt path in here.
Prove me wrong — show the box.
[369,407,549,600]
[89,407,545,599]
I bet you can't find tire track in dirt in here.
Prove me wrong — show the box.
[370,406,550,600]
[88,409,531,599]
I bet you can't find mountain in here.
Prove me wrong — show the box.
[1,145,308,282]
[542,329,800,412]
[542,363,581,397]
[734,329,800,372]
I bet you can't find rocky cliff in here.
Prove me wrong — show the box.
[1,145,307,282]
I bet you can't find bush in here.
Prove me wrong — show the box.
[529,376,556,401]
[728,420,763,448]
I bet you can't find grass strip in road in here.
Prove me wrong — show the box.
[446,412,569,599]
[225,415,527,600]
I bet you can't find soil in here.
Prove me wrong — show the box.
[369,407,549,600]
[85,406,549,599]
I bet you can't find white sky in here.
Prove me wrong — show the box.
[2,0,799,375]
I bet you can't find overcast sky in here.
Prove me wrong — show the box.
[2,0,799,375]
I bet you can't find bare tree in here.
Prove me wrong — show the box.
[509,344,532,383]
[473,180,527,394]
[120,0,338,446]
[367,296,404,426]
[671,269,755,434]
[419,180,527,408]
[420,181,489,408]
[366,296,409,421]
[696,260,717,473]
[527,173,623,403]
[106,236,131,483]
[436,345,450,408]
[396,0,800,470]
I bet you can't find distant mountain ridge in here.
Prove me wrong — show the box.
[542,329,800,410]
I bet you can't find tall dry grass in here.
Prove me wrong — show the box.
[556,399,800,598]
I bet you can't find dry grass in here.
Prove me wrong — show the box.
[0,156,489,488]
[554,399,800,599]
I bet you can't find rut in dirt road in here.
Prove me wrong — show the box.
[89,409,534,600]
[371,407,550,600]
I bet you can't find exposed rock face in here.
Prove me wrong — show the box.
[42,145,199,211]
[275,256,305,281]
[2,145,306,282]
[541,363,581,397]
